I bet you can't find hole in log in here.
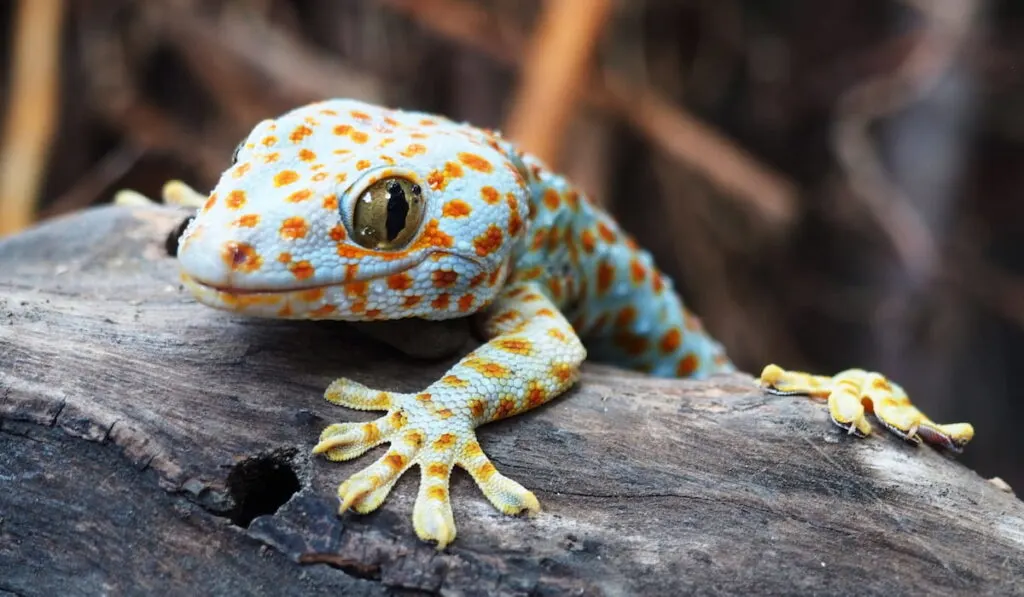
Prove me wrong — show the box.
[226,448,300,527]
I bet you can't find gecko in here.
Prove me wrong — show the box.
[117,98,974,549]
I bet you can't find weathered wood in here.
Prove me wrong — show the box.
[1,205,1022,596]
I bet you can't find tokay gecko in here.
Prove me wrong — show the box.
[118,99,975,549]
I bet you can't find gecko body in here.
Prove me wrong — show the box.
[151,99,972,548]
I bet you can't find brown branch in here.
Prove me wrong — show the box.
[832,0,978,279]
[0,0,65,236]
[503,0,614,166]
[378,0,796,228]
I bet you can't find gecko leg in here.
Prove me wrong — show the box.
[760,364,974,451]
[312,282,586,548]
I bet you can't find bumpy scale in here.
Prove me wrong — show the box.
[125,99,973,548]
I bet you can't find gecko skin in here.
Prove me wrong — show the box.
[156,98,974,548]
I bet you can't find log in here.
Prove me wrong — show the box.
[1,205,1022,596]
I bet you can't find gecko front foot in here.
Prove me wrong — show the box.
[312,377,540,548]
[760,364,974,452]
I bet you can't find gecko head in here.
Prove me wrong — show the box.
[176,99,531,321]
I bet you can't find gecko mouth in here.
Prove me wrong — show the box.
[180,272,334,296]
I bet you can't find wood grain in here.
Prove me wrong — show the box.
[1,206,1022,596]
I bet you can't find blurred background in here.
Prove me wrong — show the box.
[0,0,1019,489]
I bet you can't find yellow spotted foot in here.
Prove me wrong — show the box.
[312,281,586,548]
[760,364,974,452]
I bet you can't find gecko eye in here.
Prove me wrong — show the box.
[351,177,425,250]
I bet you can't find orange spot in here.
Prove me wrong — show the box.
[535,308,557,317]
[226,190,247,209]
[279,216,308,240]
[614,332,649,356]
[234,214,260,228]
[442,199,472,218]
[580,229,596,253]
[312,172,328,182]
[420,118,438,126]
[403,295,421,308]
[473,225,504,257]
[300,288,324,302]
[494,398,517,420]
[548,328,568,342]
[387,272,412,291]
[436,408,454,419]
[480,186,500,205]
[597,221,616,243]
[458,152,493,173]
[507,195,523,237]
[232,162,251,178]
[261,135,277,147]
[289,260,315,280]
[616,306,637,328]
[652,271,665,293]
[432,433,457,450]
[630,258,648,284]
[350,131,369,144]
[311,304,337,317]
[432,270,458,288]
[286,189,313,203]
[277,304,293,317]
[427,169,447,191]
[426,486,448,502]
[432,293,450,310]
[346,281,368,298]
[566,190,580,210]
[329,225,346,241]
[597,262,615,295]
[441,375,469,387]
[203,193,217,211]
[469,399,486,419]
[415,219,455,250]
[263,152,280,164]
[465,358,508,378]
[543,189,560,210]
[344,264,359,282]
[365,308,382,319]
[474,462,497,482]
[274,170,299,187]
[458,294,475,312]
[469,272,487,287]
[677,353,700,377]
[350,110,371,121]
[401,143,427,157]
[333,124,352,136]
[356,159,371,171]
[379,155,395,165]
[322,194,339,210]
[526,381,547,408]
[277,252,292,263]
[551,362,575,383]
[290,124,313,142]
[222,242,262,273]
[417,392,433,403]
[298,148,317,161]
[660,329,681,354]
[384,453,407,471]
[426,463,448,479]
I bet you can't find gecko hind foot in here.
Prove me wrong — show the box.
[759,364,974,451]
[312,378,540,549]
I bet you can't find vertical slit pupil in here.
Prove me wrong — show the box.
[385,180,409,241]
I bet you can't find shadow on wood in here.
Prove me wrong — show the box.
[1,206,1022,596]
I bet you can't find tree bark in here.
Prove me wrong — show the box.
[1,205,1022,596]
